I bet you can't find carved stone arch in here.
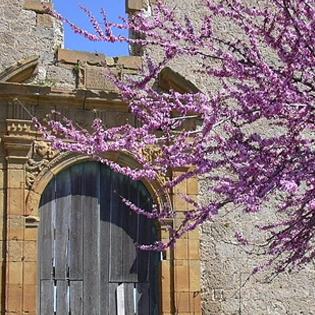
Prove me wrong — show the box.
[26,150,171,218]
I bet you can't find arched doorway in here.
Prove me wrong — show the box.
[38,162,159,315]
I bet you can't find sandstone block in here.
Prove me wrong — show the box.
[57,49,106,65]
[6,284,22,312]
[174,195,188,211]
[187,177,198,195]
[24,0,53,14]
[117,56,142,69]
[7,240,23,262]
[7,169,24,189]
[174,239,188,260]
[175,292,201,314]
[23,262,37,285]
[174,260,190,291]
[126,0,143,13]
[161,291,174,313]
[7,188,24,215]
[175,292,191,313]
[23,284,37,311]
[37,13,54,27]
[7,261,22,285]
[161,261,172,288]
[8,215,24,241]
[188,239,200,259]
[23,240,37,262]
[189,260,201,291]
[24,227,37,241]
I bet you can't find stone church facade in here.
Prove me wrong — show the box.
[0,1,314,315]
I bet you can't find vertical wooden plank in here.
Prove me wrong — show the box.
[39,179,55,280]
[137,184,152,283]
[40,280,54,315]
[124,283,135,315]
[68,194,83,280]
[69,164,84,280]
[100,166,110,315]
[55,196,70,280]
[70,281,83,315]
[109,172,123,281]
[137,283,150,315]
[116,283,125,315]
[55,170,71,280]
[121,176,138,282]
[56,280,68,315]
[83,163,100,315]
[109,282,118,315]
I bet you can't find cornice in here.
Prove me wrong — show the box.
[0,82,126,110]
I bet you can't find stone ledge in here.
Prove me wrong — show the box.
[57,49,143,70]
[24,0,54,14]
[58,49,106,65]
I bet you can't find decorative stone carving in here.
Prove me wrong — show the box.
[142,145,163,164]
[25,141,59,189]
[34,140,57,159]
[7,120,33,135]
[78,62,121,92]
[142,145,168,186]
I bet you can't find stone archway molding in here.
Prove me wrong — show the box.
[25,146,171,218]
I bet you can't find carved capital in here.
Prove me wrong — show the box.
[3,120,36,160]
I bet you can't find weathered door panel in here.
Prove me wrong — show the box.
[39,162,159,315]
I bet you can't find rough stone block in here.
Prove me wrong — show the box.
[23,0,53,14]
[37,13,54,27]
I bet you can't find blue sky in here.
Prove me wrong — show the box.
[53,0,129,56]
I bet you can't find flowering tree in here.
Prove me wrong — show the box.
[41,0,315,272]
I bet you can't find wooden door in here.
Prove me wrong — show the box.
[38,162,159,315]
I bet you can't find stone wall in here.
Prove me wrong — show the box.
[144,0,315,314]
[0,0,63,73]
